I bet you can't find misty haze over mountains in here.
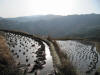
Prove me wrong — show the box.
[0,14,100,38]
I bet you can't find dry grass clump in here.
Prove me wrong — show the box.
[47,37,78,75]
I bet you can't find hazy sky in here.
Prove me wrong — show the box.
[0,0,100,18]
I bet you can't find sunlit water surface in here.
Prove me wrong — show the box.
[57,40,100,75]
[3,31,100,75]
[3,32,54,75]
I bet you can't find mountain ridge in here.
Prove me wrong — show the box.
[0,14,100,38]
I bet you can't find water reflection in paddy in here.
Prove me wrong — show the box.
[27,42,54,75]
[4,31,100,75]
[57,40,100,75]
[3,31,54,75]
[15,40,100,75]
[38,42,54,75]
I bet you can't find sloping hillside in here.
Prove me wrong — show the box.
[0,14,100,38]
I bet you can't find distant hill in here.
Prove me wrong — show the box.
[0,17,3,20]
[0,14,100,38]
[6,15,61,22]
[0,18,20,29]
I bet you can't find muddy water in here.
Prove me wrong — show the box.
[57,40,100,75]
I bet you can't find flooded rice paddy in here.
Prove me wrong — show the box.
[57,40,100,75]
[1,30,100,75]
